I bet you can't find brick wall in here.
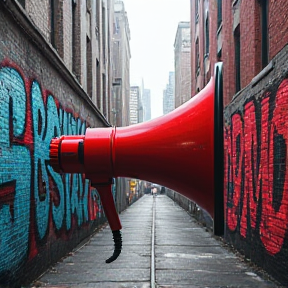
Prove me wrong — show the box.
[208,0,218,75]
[222,0,235,105]
[269,0,288,59]
[239,0,261,87]
[26,0,51,41]
[222,0,288,105]
[220,2,288,283]
[224,43,288,286]
[0,2,111,286]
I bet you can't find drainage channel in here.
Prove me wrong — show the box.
[150,196,156,288]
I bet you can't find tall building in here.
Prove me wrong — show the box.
[163,72,175,114]
[174,22,191,108]
[112,0,131,127]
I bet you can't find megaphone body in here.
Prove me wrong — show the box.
[49,63,224,261]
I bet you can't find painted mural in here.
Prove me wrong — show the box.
[224,75,288,284]
[0,62,105,285]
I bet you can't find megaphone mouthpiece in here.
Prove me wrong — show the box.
[49,135,85,174]
[49,137,62,173]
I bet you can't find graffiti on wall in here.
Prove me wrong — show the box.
[0,63,103,276]
[224,76,288,255]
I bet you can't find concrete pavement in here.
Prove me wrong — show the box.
[28,195,279,288]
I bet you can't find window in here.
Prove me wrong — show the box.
[50,0,56,47]
[102,73,107,117]
[205,16,209,55]
[17,0,25,8]
[234,25,241,93]
[195,38,199,75]
[86,0,92,11]
[72,0,77,73]
[260,0,269,67]
[96,61,101,109]
[86,36,92,97]
[71,0,81,80]
[102,6,106,64]
[50,0,61,51]
[195,0,199,23]
[217,0,222,28]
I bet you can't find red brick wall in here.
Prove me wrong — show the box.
[239,0,262,87]
[208,0,218,76]
[222,0,235,106]
[269,0,288,58]
[221,0,288,105]
[190,0,197,94]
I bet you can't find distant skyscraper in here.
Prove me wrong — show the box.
[142,88,151,121]
[130,86,141,125]
[140,79,151,122]
[163,72,175,115]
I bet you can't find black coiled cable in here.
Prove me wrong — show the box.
[106,230,122,263]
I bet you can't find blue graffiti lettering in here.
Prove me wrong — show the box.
[0,67,31,271]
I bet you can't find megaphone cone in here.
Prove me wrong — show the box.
[112,76,215,214]
[49,63,224,261]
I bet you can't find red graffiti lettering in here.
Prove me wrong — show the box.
[240,101,259,237]
[260,80,288,254]
[225,77,288,255]
[223,125,230,223]
[227,113,243,231]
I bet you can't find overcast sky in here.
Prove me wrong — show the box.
[123,0,190,119]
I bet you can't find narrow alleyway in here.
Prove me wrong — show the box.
[29,195,278,288]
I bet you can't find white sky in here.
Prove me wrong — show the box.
[123,0,190,119]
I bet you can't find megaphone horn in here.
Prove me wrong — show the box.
[49,62,224,261]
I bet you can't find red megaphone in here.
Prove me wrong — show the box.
[49,62,224,262]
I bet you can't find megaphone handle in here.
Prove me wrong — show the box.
[94,184,122,231]
[94,183,122,263]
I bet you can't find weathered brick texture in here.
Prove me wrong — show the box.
[269,0,288,58]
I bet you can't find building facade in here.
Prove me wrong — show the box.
[16,0,115,118]
[174,21,191,108]
[187,0,288,284]
[0,0,131,286]
[190,0,288,105]
[112,0,131,127]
